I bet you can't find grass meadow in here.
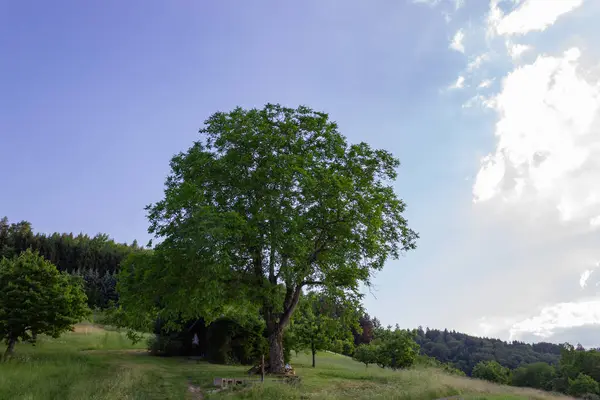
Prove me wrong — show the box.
[0,324,575,400]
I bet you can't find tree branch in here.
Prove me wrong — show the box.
[301,280,324,287]
[279,285,302,329]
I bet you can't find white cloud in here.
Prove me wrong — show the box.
[580,269,593,288]
[413,0,465,9]
[463,94,495,109]
[495,0,584,36]
[473,48,600,227]
[467,53,490,71]
[412,0,600,345]
[412,0,442,6]
[486,0,505,38]
[450,29,465,53]
[478,79,494,89]
[507,42,532,60]
[449,75,466,89]
[510,299,600,340]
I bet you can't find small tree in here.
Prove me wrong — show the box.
[353,343,377,368]
[288,291,361,367]
[472,360,511,384]
[371,326,419,370]
[0,250,89,359]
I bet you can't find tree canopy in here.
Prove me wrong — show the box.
[117,104,418,372]
[0,250,90,358]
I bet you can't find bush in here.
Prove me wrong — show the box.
[441,363,466,376]
[149,317,268,365]
[416,355,465,376]
[511,362,556,391]
[568,373,599,397]
[472,360,511,384]
[206,318,267,365]
[147,335,185,356]
[371,328,419,370]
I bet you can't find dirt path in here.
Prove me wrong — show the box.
[187,380,204,399]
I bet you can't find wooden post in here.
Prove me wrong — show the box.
[261,354,265,382]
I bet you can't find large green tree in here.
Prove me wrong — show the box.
[119,104,417,373]
[0,250,90,359]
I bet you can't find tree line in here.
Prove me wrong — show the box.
[467,344,600,398]
[0,214,590,392]
[0,217,139,309]
[413,327,561,374]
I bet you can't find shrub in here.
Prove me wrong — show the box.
[147,335,185,356]
[472,360,511,384]
[511,362,555,391]
[372,328,419,370]
[568,373,599,397]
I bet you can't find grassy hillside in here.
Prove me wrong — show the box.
[0,324,574,400]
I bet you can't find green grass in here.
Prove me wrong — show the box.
[0,325,575,400]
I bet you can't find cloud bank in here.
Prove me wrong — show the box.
[429,0,600,345]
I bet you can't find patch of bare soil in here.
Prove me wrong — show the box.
[187,380,204,399]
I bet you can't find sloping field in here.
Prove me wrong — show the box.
[0,325,574,400]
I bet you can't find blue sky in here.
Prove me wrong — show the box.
[2,0,600,345]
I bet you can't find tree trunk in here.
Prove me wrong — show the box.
[265,283,302,374]
[311,343,316,368]
[4,338,16,360]
[268,328,285,374]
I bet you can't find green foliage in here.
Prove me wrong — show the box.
[0,216,143,310]
[415,355,466,376]
[204,318,268,365]
[0,217,142,275]
[414,327,561,375]
[353,344,378,367]
[558,343,600,383]
[568,373,600,397]
[118,104,417,372]
[287,291,361,366]
[71,268,118,309]
[472,360,511,384]
[2,328,564,400]
[147,334,185,356]
[371,327,420,370]
[511,362,555,391]
[0,250,90,357]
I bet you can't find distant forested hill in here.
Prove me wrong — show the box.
[414,327,561,374]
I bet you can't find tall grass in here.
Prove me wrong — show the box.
[0,326,575,399]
